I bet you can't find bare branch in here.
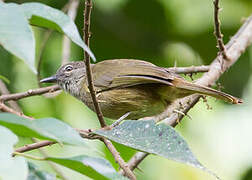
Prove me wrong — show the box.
[82,2,136,178]
[124,152,149,173]
[0,102,33,120]
[0,80,21,112]
[14,141,56,155]
[62,0,80,65]
[83,0,106,128]
[102,138,136,180]
[213,0,229,60]
[126,14,252,172]
[166,65,209,74]
[0,85,60,102]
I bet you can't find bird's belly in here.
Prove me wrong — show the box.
[84,85,169,120]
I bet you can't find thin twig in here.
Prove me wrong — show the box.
[83,0,106,128]
[124,152,149,172]
[0,102,33,119]
[102,138,136,180]
[83,1,136,179]
[0,85,60,102]
[62,0,80,65]
[0,80,21,112]
[14,141,56,155]
[125,14,252,173]
[213,0,229,60]
[31,138,70,180]
[166,65,209,74]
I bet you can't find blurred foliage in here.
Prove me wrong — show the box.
[0,0,252,180]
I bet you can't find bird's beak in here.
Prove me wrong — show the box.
[40,76,57,83]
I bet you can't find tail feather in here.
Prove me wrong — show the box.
[172,78,243,104]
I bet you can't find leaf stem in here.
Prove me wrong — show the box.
[13,152,45,161]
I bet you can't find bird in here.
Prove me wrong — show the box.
[40,59,242,120]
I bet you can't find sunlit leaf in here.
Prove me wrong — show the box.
[28,162,56,180]
[0,113,87,146]
[20,2,96,62]
[0,3,36,73]
[48,155,127,180]
[95,120,217,177]
[0,125,28,180]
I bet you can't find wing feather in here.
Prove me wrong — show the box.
[92,59,178,91]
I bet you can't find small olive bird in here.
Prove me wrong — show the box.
[40,59,242,120]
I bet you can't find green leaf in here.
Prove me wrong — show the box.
[0,125,28,180]
[0,74,10,84]
[0,3,36,73]
[28,162,56,180]
[0,113,86,146]
[94,120,216,176]
[20,2,96,62]
[47,155,127,180]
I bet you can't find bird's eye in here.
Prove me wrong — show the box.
[65,65,73,72]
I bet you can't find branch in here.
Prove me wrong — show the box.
[14,141,56,155]
[166,65,209,74]
[0,102,33,120]
[83,0,106,128]
[62,0,80,65]
[0,80,21,112]
[102,138,136,180]
[213,0,229,60]
[82,1,136,179]
[126,152,149,171]
[0,85,60,102]
[125,14,252,172]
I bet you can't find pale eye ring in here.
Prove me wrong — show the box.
[65,65,73,72]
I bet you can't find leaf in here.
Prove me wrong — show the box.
[0,3,36,73]
[0,74,10,84]
[94,120,217,177]
[0,125,28,180]
[20,2,96,62]
[28,162,56,180]
[47,155,127,180]
[0,113,86,146]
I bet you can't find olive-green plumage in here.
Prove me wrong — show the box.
[41,59,242,120]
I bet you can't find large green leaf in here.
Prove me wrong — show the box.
[95,120,213,174]
[0,3,36,73]
[28,162,56,180]
[0,113,86,146]
[0,125,28,180]
[20,2,96,62]
[47,155,127,180]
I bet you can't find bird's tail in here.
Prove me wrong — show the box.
[172,78,243,104]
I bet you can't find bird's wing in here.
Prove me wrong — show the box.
[92,59,180,91]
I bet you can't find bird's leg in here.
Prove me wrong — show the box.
[173,109,192,124]
[111,112,131,128]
